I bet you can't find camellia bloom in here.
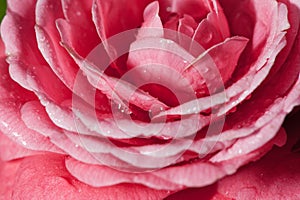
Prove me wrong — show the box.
[0,0,300,199]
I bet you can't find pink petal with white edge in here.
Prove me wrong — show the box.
[0,98,63,153]
[266,0,300,78]
[137,1,164,39]
[0,38,63,154]
[0,0,72,104]
[166,128,292,199]
[64,128,285,190]
[119,73,300,189]
[60,41,168,112]
[153,127,286,189]
[216,3,290,115]
[65,156,181,190]
[73,97,204,139]
[19,100,126,166]
[35,0,78,89]
[20,101,100,165]
[146,36,248,118]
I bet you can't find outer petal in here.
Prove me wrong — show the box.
[0,0,72,104]
[10,154,169,200]
[0,36,63,153]
[0,159,22,200]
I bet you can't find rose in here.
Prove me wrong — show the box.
[0,0,300,199]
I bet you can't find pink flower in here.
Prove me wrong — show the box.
[0,0,299,199]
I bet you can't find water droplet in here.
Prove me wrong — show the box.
[126,110,133,115]
[201,67,209,73]
[159,38,173,44]
[245,94,252,100]
[9,92,16,98]
[2,74,8,80]
[76,11,82,16]
[274,98,282,104]
[6,51,12,56]
[235,124,242,129]
[202,31,213,44]
[12,132,20,137]
[118,104,122,110]
[166,7,172,12]
[1,121,9,128]
[229,107,237,113]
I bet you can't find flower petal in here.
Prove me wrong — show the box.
[10,154,170,200]
[0,0,72,104]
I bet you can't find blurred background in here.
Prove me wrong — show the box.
[0,1,6,23]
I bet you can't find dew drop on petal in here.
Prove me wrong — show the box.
[245,94,252,100]
[229,106,237,113]
[1,121,9,128]
[202,31,213,44]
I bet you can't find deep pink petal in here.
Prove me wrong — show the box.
[92,0,153,39]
